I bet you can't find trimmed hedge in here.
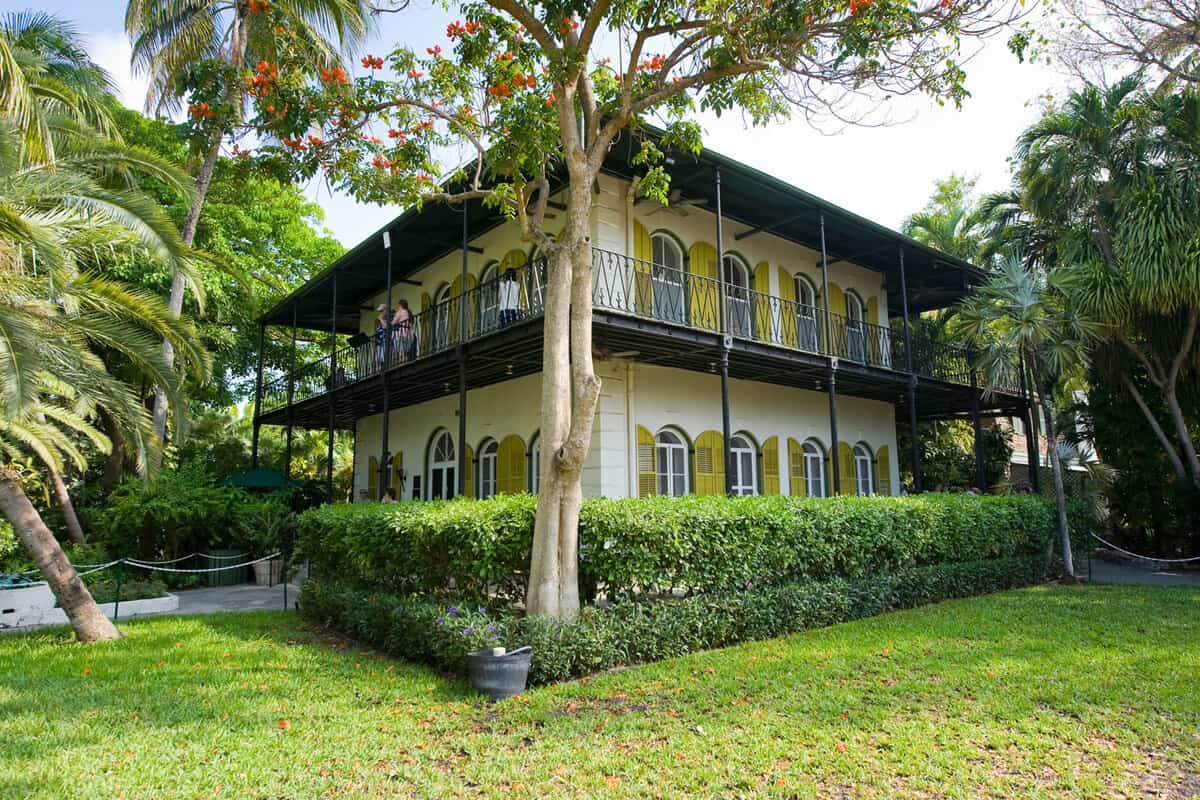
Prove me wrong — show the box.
[300,554,1049,686]
[297,494,1061,601]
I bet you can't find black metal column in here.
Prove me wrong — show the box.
[284,303,297,480]
[251,322,265,468]
[457,204,469,497]
[898,248,921,492]
[326,269,338,502]
[969,354,987,491]
[715,167,733,495]
[819,213,841,495]
[1020,353,1042,492]
[378,231,394,498]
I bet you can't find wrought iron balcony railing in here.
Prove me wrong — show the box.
[259,248,1013,415]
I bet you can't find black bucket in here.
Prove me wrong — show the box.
[467,646,532,702]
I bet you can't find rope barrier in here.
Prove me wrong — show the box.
[1090,532,1200,564]
[121,552,282,574]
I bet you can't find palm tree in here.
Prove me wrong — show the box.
[125,0,373,449]
[0,111,208,641]
[1009,76,1200,489]
[902,175,987,263]
[954,257,1100,580]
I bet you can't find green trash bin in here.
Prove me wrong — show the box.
[201,550,247,587]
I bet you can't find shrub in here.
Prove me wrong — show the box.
[297,494,1060,601]
[300,554,1049,687]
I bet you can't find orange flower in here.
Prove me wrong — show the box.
[278,719,291,730]
[835,742,847,753]
[408,68,423,80]
[426,45,442,56]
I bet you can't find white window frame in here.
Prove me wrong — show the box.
[650,233,686,324]
[803,439,826,498]
[730,435,758,496]
[478,262,499,333]
[429,430,456,500]
[433,284,452,351]
[854,443,874,496]
[794,274,819,352]
[478,439,498,499]
[655,430,689,497]
[723,255,751,338]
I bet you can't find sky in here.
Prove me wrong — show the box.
[22,0,1065,248]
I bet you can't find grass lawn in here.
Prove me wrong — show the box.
[1,585,1197,799]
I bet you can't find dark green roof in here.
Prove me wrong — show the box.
[262,131,981,331]
[220,468,291,489]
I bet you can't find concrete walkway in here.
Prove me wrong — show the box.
[169,581,301,615]
[1086,559,1200,587]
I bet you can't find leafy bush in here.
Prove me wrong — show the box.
[87,464,247,559]
[233,499,295,557]
[81,578,168,605]
[300,554,1049,686]
[298,494,1061,601]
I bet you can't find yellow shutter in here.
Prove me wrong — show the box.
[447,273,479,343]
[762,436,780,495]
[788,437,806,497]
[866,295,879,326]
[865,295,881,362]
[876,444,890,496]
[753,261,771,342]
[777,267,798,348]
[688,242,719,332]
[694,430,725,496]
[367,456,378,498]
[825,282,845,355]
[633,221,653,315]
[497,434,527,494]
[838,441,855,496]
[637,425,657,497]
[463,444,474,499]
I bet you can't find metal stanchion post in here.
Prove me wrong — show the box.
[112,560,123,622]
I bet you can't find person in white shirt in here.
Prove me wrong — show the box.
[498,268,521,325]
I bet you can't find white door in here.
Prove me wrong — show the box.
[651,234,686,323]
[655,431,688,496]
[854,444,875,496]
[724,256,751,338]
[846,292,866,362]
[794,276,820,352]
[479,439,498,498]
[803,440,826,498]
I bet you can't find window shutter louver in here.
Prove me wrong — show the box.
[788,438,806,496]
[496,434,527,494]
[637,425,656,497]
[687,242,718,331]
[876,445,890,496]
[762,436,780,495]
[694,430,725,495]
[633,221,653,315]
[463,445,474,498]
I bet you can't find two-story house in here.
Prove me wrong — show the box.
[251,137,1032,502]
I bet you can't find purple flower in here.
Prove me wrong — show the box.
[486,624,496,633]
[435,617,444,626]
[463,626,475,636]
[447,607,458,617]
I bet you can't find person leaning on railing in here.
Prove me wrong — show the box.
[499,268,520,326]
[392,299,414,361]
[374,304,390,367]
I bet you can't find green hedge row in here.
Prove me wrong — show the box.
[297,494,1062,601]
[300,554,1049,686]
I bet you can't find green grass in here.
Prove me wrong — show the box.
[1,586,1197,799]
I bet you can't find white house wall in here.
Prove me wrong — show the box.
[353,360,899,499]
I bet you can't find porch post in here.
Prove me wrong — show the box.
[715,167,733,495]
[969,351,987,491]
[251,322,265,468]
[457,203,469,496]
[326,269,338,503]
[378,230,393,498]
[284,302,297,480]
[1020,353,1042,492]
[819,212,841,494]
[898,247,921,492]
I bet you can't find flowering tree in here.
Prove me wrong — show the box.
[248,0,1027,619]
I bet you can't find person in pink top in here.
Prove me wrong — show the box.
[392,298,414,360]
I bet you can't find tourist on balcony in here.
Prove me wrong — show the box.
[392,299,414,360]
[374,304,392,367]
[499,268,520,326]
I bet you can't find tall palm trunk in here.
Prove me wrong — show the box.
[149,135,221,452]
[98,406,126,492]
[0,469,120,642]
[48,468,85,544]
[1036,387,1075,579]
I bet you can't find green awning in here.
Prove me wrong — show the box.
[221,468,291,489]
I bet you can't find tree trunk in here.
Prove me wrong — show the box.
[1120,374,1188,483]
[1163,386,1200,490]
[1038,390,1076,579]
[49,468,85,545]
[0,470,121,642]
[98,406,126,492]
[525,160,602,621]
[149,140,221,454]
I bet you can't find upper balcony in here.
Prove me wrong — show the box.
[256,248,1023,427]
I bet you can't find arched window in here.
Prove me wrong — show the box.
[793,274,819,351]
[428,430,456,500]
[803,439,826,498]
[655,430,688,496]
[854,443,875,496]
[650,232,686,323]
[478,261,500,333]
[730,435,758,496]
[432,283,452,351]
[723,254,751,337]
[845,290,866,361]
[478,439,498,498]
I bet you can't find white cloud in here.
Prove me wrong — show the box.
[83,30,148,112]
